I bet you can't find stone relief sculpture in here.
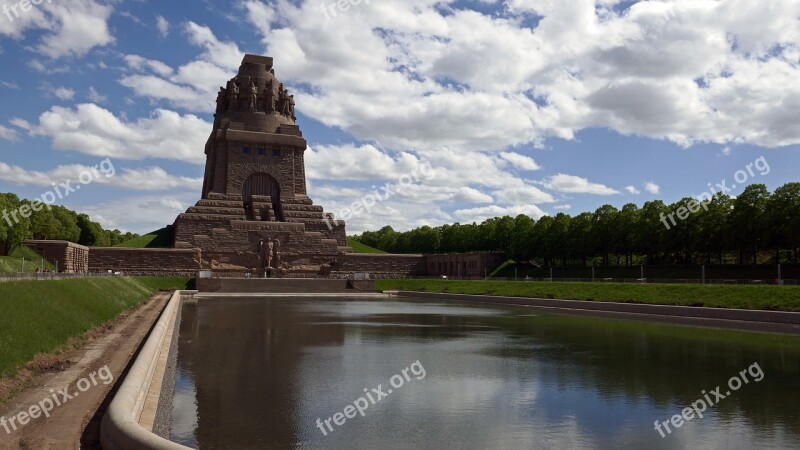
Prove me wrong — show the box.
[216,87,227,114]
[260,239,274,269]
[249,81,258,111]
[217,70,296,119]
[265,79,275,113]
[227,78,240,111]
[272,239,281,268]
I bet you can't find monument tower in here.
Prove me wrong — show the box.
[173,54,349,275]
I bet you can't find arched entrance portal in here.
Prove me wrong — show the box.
[243,173,284,221]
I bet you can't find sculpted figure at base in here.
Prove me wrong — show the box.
[272,239,281,268]
[260,239,274,269]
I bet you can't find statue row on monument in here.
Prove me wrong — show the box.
[216,74,296,121]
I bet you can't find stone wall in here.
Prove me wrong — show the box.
[88,248,202,275]
[24,240,90,273]
[425,252,507,278]
[337,254,427,278]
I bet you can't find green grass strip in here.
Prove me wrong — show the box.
[0,276,190,378]
[376,279,800,312]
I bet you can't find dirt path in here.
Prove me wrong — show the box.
[0,292,171,450]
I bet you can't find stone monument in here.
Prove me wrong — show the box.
[173,54,350,276]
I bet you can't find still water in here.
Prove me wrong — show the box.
[171,297,800,449]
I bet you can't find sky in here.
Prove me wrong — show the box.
[0,0,798,234]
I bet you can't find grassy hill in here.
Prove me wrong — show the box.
[0,276,190,381]
[348,237,387,254]
[115,226,174,248]
[0,246,56,273]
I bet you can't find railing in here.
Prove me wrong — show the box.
[0,272,196,282]
[407,276,799,286]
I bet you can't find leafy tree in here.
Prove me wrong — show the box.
[0,193,31,254]
[591,205,618,266]
[729,184,770,264]
[766,183,800,263]
[77,214,111,247]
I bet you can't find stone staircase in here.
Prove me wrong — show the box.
[173,193,350,276]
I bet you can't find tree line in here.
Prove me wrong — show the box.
[0,193,138,253]
[352,183,800,266]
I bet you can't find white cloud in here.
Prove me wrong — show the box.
[239,0,800,150]
[123,55,174,77]
[553,204,572,210]
[118,23,243,112]
[625,185,641,195]
[0,161,201,191]
[493,186,555,204]
[0,125,19,141]
[14,104,209,163]
[456,187,493,204]
[542,174,619,195]
[453,204,547,223]
[499,152,541,171]
[53,86,75,100]
[87,87,107,103]
[644,182,661,195]
[78,194,196,234]
[156,15,170,38]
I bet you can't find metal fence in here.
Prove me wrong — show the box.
[0,272,196,283]
[409,276,799,286]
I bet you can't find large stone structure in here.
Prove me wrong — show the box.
[173,55,349,276]
[14,56,510,280]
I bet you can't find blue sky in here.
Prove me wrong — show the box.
[0,0,798,234]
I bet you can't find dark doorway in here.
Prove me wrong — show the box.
[243,173,284,221]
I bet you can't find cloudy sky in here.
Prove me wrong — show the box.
[0,0,798,234]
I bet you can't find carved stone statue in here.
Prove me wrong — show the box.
[272,239,281,268]
[277,83,286,116]
[227,78,240,111]
[260,239,274,269]
[265,79,275,113]
[248,81,257,111]
[215,87,227,114]
[282,89,292,116]
[288,94,296,121]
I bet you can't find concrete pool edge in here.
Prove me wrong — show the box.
[100,290,195,450]
[389,291,800,335]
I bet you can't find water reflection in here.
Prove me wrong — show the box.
[171,298,800,449]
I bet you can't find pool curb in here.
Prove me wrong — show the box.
[389,291,800,335]
[100,290,195,450]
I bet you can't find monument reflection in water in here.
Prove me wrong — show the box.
[171,298,800,449]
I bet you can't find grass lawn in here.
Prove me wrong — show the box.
[376,279,800,312]
[115,226,174,248]
[0,276,190,379]
[347,237,387,254]
[0,246,56,273]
